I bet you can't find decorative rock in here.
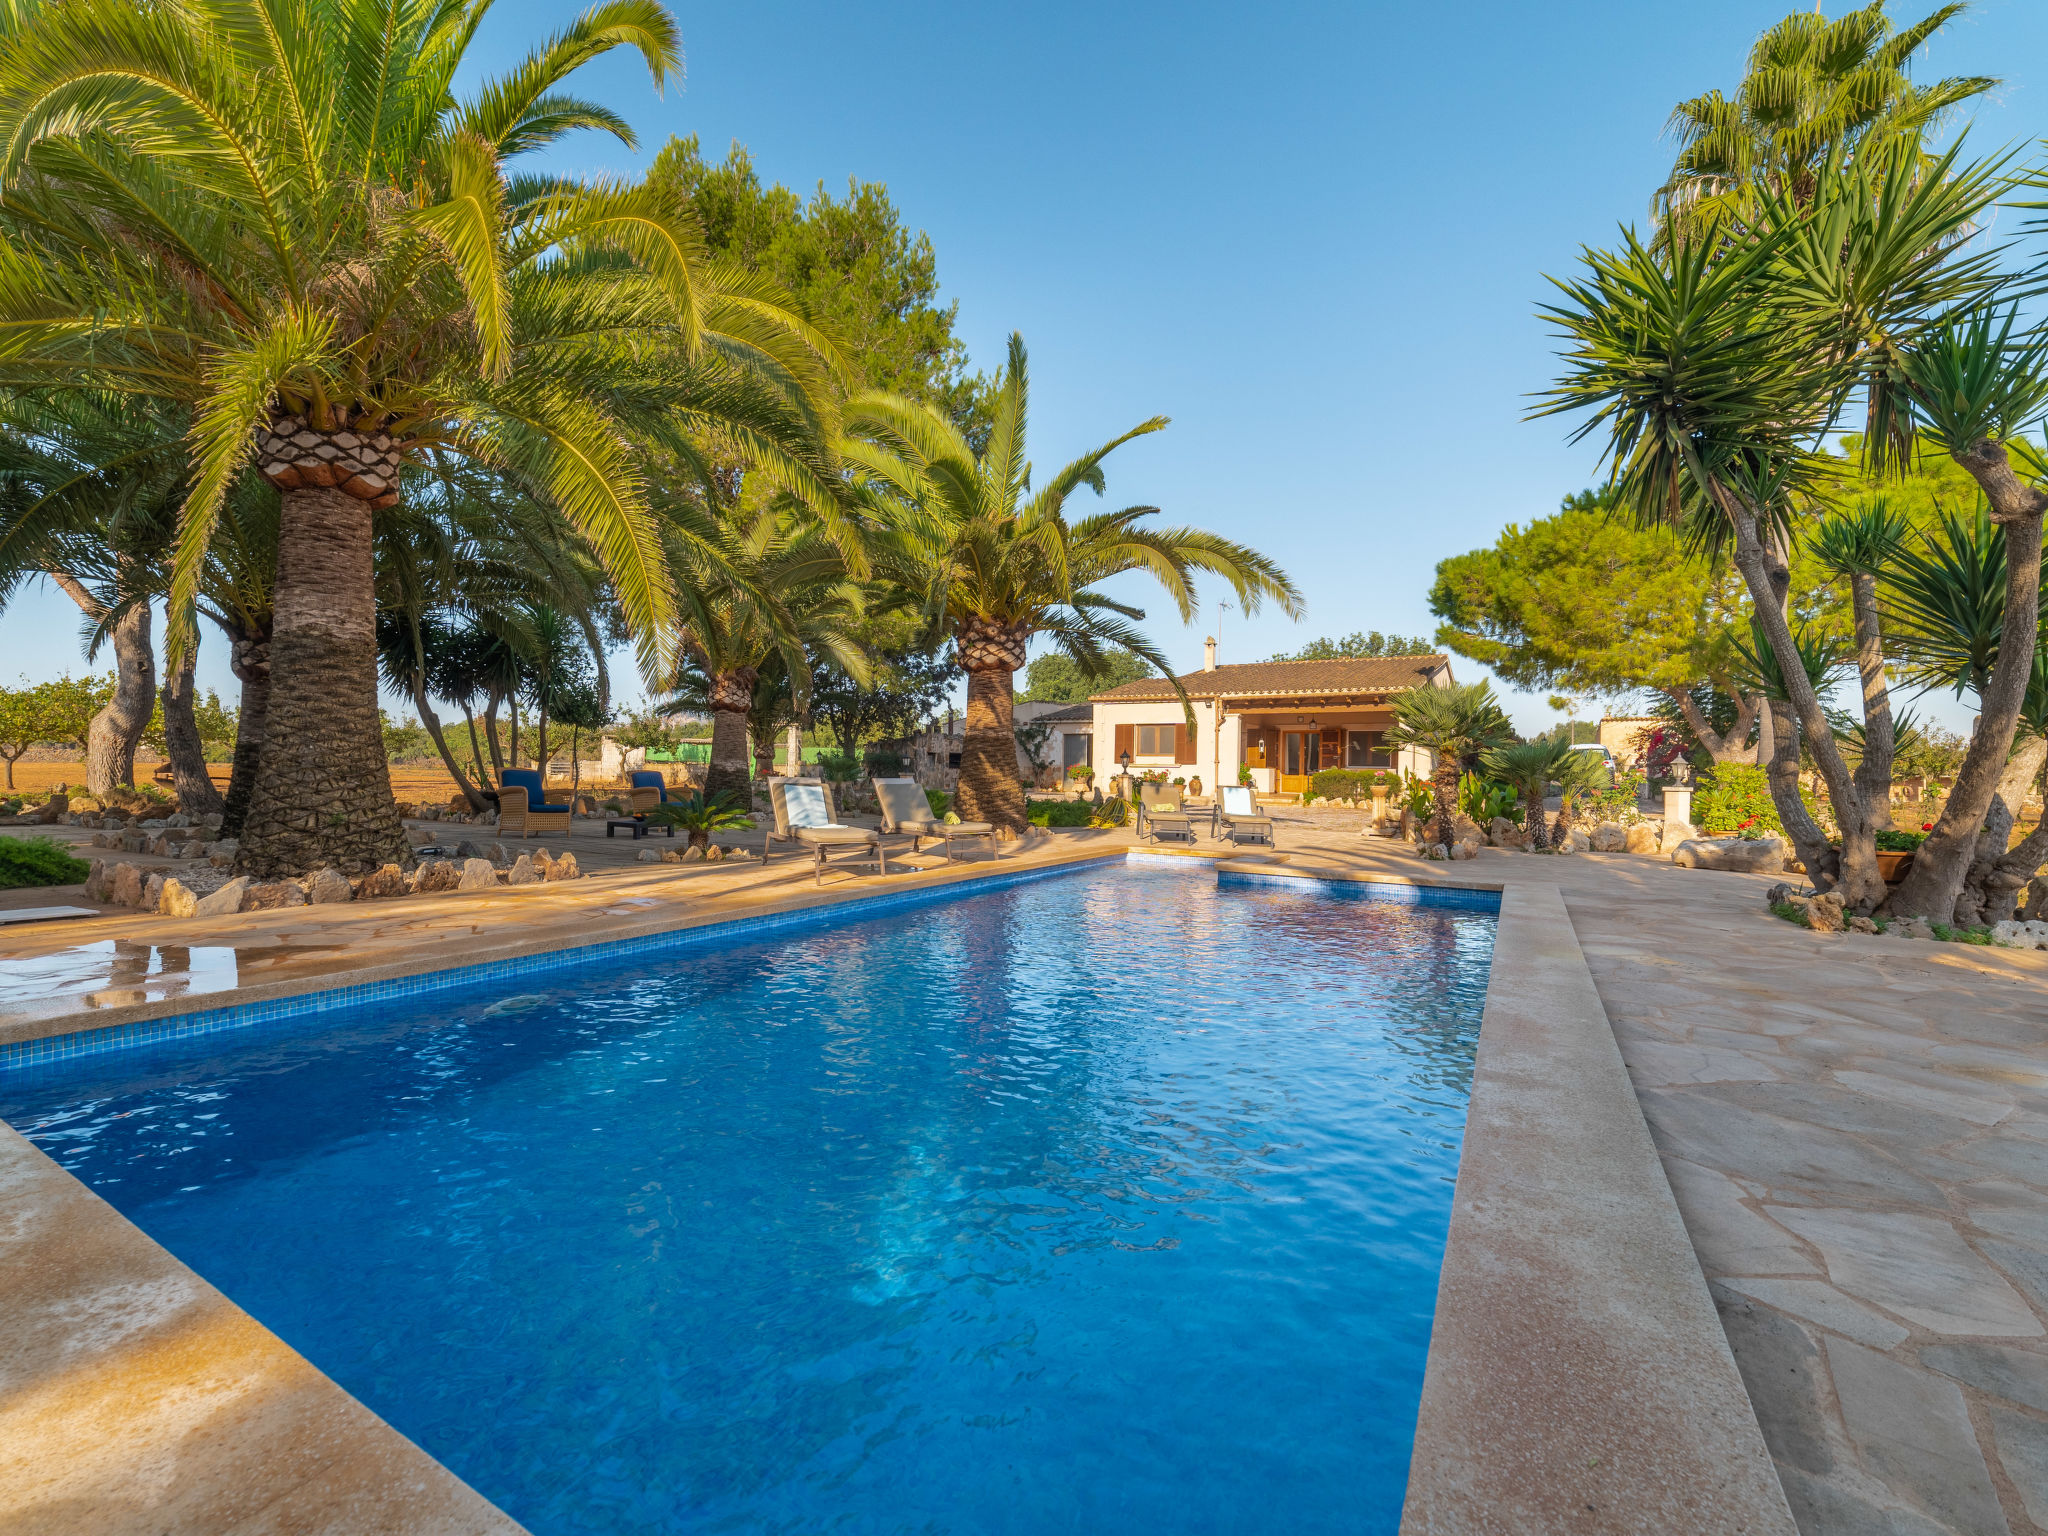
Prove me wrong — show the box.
[1658,819,1698,854]
[454,840,486,862]
[488,842,509,867]
[636,847,663,863]
[306,868,355,905]
[1425,844,1448,861]
[680,846,705,863]
[1847,915,1879,935]
[208,839,239,868]
[1449,841,1478,860]
[158,877,198,918]
[505,854,540,886]
[194,877,251,918]
[165,813,191,829]
[1589,821,1627,853]
[354,864,407,900]
[1806,892,1845,932]
[201,813,223,833]
[1892,914,1937,941]
[659,848,684,863]
[32,795,67,825]
[411,858,461,895]
[241,880,307,911]
[178,841,208,860]
[1991,920,2048,951]
[82,858,108,901]
[1561,825,1591,854]
[1670,836,1789,873]
[457,858,496,892]
[109,862,143,908]
[704,844,726,862]
[69,796,101,815]
[142,872,167,911]
[1625,822,1664,856]
[1487,816,1528,850]
[543,852,581,881]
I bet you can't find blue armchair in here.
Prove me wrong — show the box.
[630,770,680,809]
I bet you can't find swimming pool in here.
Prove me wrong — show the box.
[2,863,1494,1535]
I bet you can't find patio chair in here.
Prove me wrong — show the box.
[873,778,995,862]
[1138,782,1196,844]
[1216,783,1275,847]
[629,770,680,809]
[497,772,572,839]
[769,778,888,886]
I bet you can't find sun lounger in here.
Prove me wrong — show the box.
[497,776,572,839]
[1139,782,1196,844]
[873,778,995,862]
[769,778,888,885]
[1216,784,1275,846]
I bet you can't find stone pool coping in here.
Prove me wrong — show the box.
[1399,879,1796,1536]
[0,849,1789,1534]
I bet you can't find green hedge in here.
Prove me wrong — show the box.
[1308,768,1388,802]
[0,836,91,889]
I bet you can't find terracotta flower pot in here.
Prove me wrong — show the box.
[1876,849,1916,883]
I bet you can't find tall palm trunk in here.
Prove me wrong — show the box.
[954,618,1030,834]
[235,482,408,877]
[160,644,225,817]
[704,669,757,800]
[221,624,271,837]
[1430,757,1459,847]
[88,597,156,795]
[1846,570,1897,831]
[1892,445,2046,920]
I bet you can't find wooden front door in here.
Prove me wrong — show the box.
[1279,730,1321,795]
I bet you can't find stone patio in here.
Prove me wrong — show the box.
[4,805,2046,1533]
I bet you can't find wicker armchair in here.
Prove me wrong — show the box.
[498,783,571,839]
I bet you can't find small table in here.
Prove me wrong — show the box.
[605,817,674,840]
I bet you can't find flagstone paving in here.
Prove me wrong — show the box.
[6,806,2048,1533]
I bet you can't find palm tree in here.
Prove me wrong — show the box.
[1655,2,1992,238]
[0,0,843,875]
[1812,499,1910,827]
[1385,681,1514,848]
[658,506,871,800]
[1482,737,1571,849]
[1539,145,2023,916]
[841,334,1300,833]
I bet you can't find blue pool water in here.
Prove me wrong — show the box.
[2,865,1493,1535]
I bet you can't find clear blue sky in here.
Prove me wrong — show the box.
[8,0,2046,732]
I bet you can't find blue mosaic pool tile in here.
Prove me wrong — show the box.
[1216,868,1503,913]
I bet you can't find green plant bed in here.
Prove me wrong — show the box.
[1875,828,1927,852]
[0,836,92,889]
[1028,799,1094,828]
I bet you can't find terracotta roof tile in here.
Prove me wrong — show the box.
[1090,655,1449,701]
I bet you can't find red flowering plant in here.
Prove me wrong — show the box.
[1639,724,1691,781]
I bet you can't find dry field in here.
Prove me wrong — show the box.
[5,759,647,802]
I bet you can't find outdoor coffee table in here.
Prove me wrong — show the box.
[605,817,674,840]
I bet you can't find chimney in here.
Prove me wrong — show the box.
[1203,636,1217,672]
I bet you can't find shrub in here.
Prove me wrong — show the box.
[0,836,91,889]
[864,750,906,777]
[1028,798,1093,828]
[1458,773,1519,824]
[924,788,950,819]
[1875,828,1927,852]
[816,749,859,782]
[1309,768,1378,802]
[1694,763,1780,837]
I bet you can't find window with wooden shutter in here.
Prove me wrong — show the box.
[1175,723,1197,764]
[1114,722,1134,761]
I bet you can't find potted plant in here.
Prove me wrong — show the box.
[1875,826,1927,882]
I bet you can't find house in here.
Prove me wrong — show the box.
[1089,641,1452,796]
[1015,701,1093,781]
